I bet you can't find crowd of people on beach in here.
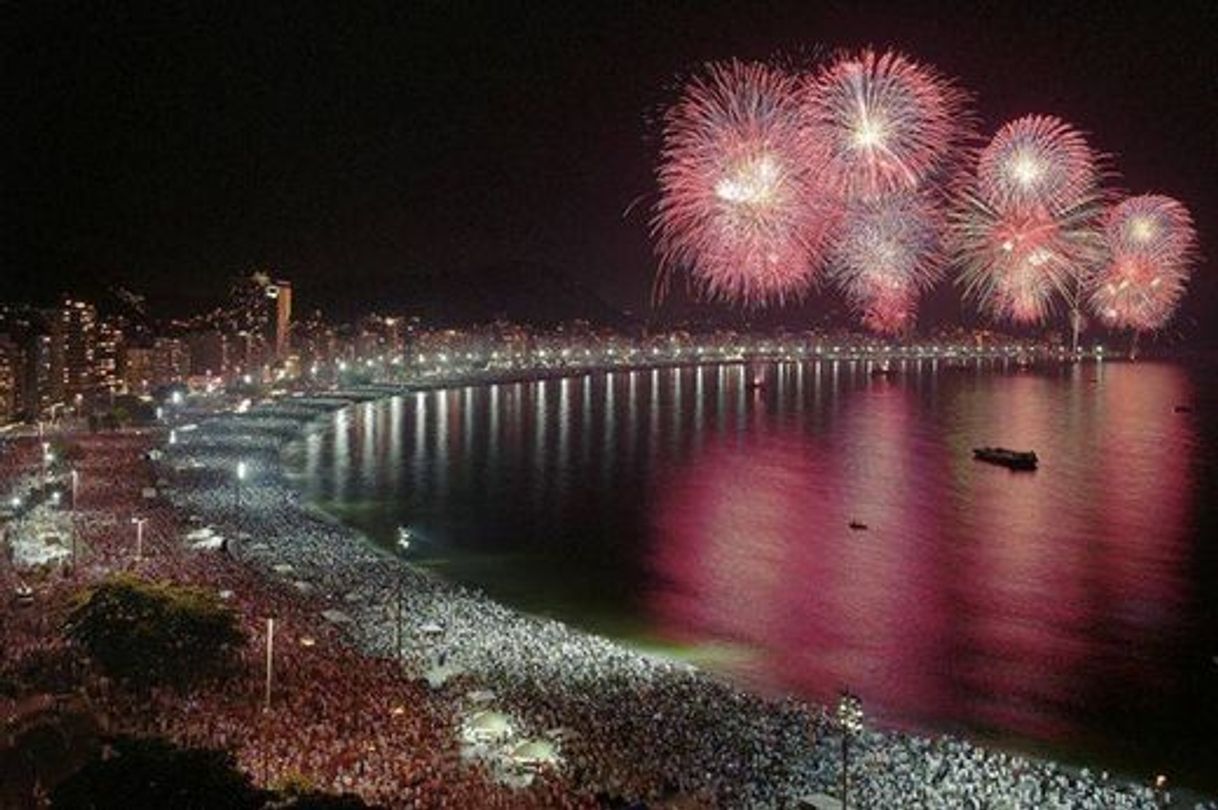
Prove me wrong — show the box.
[155,393,1208,808]
[4,393,1216,808]
[2,429,586,808]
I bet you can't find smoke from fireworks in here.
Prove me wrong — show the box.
[804,48,968,198]
[1090,194,1198,331]
[829,191,945,334]
[652,60,839,305]
[953,115,1106,323]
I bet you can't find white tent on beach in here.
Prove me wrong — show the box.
[466,710,511,741]
[511,740,558,766]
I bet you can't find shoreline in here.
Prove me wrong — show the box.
[163,369,1204,808]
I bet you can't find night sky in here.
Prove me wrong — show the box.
[3,1,1216,332]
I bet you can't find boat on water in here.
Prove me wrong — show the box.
[973,447,1038,470]
[746,376,766,390]
[397,527,412,551]
[848,520,868,531]
[870,366,896,377]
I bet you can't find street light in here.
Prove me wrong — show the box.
[837,691,864,810]
[236,461,248,511]
[132,517,147,562]
[264,617,275,712]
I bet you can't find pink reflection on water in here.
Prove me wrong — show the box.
[649,363,1195,745]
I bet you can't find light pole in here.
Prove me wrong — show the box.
[236,461,248,512]
[69,468,79,574]
[395,576,405,661]
[132,517,147,562]
[261,615,275,787]
[837,691,864,810]
[263,617,275,712]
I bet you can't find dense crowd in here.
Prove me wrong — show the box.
[2,429,586,808]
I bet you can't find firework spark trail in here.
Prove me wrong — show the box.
[652,60,840,306]
[804,48,970,199]
[828,191,945,333]
[952,115,1106,324]
[1089,194,1198,331]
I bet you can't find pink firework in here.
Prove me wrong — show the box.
[953,115,1107,324]
[977,115,1099,213]
[952,191,1106,323]
[860,285,918,334]
[652,60,840,305]
[804,48,969,198]
[1090,194,1198,331]
[1103,194,1196,264]
[828,191,945,333]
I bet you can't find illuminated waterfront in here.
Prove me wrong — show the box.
[293,358,1218,788]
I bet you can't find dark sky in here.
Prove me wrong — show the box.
[3,1,1216,329]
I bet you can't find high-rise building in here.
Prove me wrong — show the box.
[0,306,57,420]
[152,337,190,387]
[0,334,20,424]
[50,297,99,402]
[122,345,155,396]
[267,280,293,361]
[24,334,53,418]
[95,318,124,395]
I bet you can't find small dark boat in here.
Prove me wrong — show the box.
[973,447,1038,470]
[1174,405,1193,413]
[870,366,896,377]
[848,520,868,531]
[746,377,766,391]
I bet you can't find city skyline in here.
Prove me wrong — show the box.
[3,2,1215,337]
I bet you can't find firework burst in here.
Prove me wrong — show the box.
[1089,194,1197,331]
[652,60,839,305]
[952,193,1106,323]
[829,191,944,333]
[977,115,1099,213]
[804,48,969,198]
[953,115,1106,324]
[1102,194,1196,265]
